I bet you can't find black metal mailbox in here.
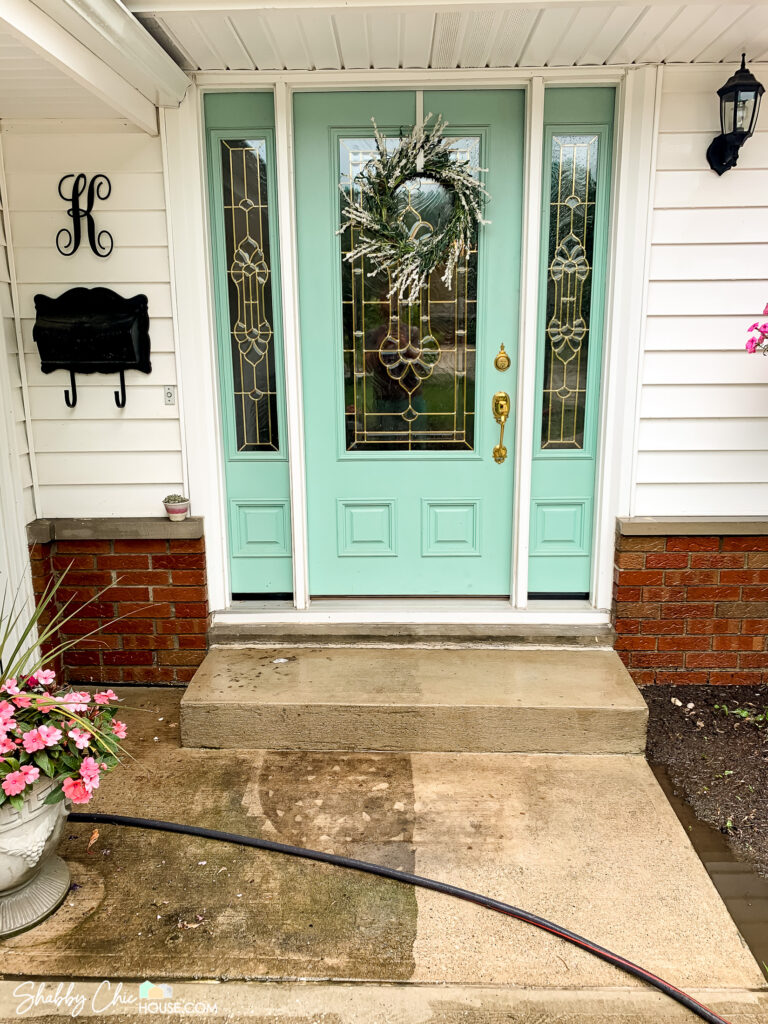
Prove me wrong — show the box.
[33,286,151,408]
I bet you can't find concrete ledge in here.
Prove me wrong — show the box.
[618,516,768,537]
[26,517,204,543]
[209,621,616,647]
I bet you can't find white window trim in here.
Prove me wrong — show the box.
[164,66,658,618]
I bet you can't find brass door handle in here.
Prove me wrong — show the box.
[492,391,510,464]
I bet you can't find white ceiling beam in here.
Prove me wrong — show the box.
[1,0,160,133]
[33,0,190,106]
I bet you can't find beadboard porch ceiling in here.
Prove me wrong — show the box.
[0,23,119,120]
[127,1,768,73]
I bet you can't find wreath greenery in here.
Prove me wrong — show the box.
[339,115,489,306]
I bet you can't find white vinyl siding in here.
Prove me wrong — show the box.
[0,179,34,525]
[635,66,768,517]
[2,121,184,518]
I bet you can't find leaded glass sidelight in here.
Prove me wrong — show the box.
[540,134,599,450]
[220,139,278,452]
[339,136,480,452]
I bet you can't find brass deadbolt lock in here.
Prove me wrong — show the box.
[494,344,511,371]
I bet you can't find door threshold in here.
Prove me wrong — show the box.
[213,597,609,627]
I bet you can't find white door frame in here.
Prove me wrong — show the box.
[163,65,658,618]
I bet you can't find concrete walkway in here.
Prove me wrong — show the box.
[0,687,766,1022]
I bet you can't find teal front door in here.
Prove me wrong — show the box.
[294,91,524,596]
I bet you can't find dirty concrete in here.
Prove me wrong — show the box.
[0,686,764,1021]
[182,647,647,753]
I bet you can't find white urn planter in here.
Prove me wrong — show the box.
[0,777,70,937]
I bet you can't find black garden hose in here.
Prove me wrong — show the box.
[69,811,731,1024]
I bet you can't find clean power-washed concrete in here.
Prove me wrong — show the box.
[0,672,766,1022]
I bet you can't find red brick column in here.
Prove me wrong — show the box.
[26,522,209,686]
[613,528,768,686]
[29,540,62,677]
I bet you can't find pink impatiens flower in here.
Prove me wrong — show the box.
[32,695,56,711]
[0,701,16,727]
[68,728,91,750]
[37,725,62,747]
[93,689,119,705]
[20,765,39,784]
[22,729,45,753]
[62,777,91,804]
[79,756,101,791]
[745,309,768,354]
[111,720,127,740]
[12,694,31,709]
[32,669,56,687]
[62,691,91,712]
[0,679,19,695]
[2,771,27,796]
[0,737,15,754]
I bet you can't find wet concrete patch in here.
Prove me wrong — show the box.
[654,765,768,977]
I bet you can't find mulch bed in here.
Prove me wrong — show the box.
[644,684,768,878]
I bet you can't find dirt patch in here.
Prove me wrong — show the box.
[644,684,768,877]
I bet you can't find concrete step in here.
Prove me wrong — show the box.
[181,647,648,753]
[209,618,616,648]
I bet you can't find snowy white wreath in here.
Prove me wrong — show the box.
[338,115,490,306]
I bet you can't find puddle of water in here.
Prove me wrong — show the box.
[653,764,768,976]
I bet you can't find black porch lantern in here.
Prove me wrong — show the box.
[707,53,764,175]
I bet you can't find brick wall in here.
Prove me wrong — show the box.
[613,530,768,686]
[29,534,209,685]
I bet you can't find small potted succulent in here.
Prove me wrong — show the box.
[162,493,190,521]
[0,569,128,937]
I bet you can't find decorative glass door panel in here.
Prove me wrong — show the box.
[529,88,614,598]
[205,93,293,598]
[221,139,279,452]
[340,138,479,452]
[295,90,524,596]
[541,134,599,451]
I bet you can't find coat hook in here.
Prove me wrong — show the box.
[114,370,126,409]
[64,370,77,408]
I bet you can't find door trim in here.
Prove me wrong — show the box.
[164,67,659,614]
[512,76,544,608]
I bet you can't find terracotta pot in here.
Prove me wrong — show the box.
[0,777,70,937]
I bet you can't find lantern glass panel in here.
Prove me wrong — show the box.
[722,94,738,135]
[736,90,756,134]
[722,88,760,137]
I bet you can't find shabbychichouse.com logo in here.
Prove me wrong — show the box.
[138,979,216,1015]
[139,981,173,1000]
